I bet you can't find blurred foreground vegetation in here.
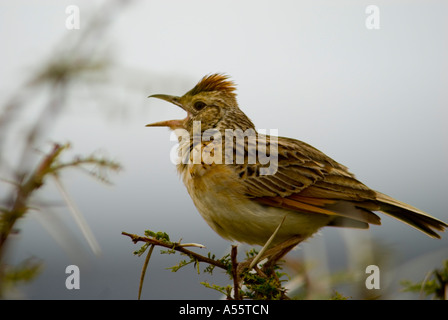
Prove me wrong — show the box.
[0,0,130,297]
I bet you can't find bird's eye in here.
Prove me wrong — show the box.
[193,101,206,111]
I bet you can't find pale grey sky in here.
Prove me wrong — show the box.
[1,0,447,299]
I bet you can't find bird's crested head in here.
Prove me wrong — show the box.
[146,73,255,133]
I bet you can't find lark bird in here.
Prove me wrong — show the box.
[146,73,447,259]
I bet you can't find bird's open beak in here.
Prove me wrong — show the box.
[146,94,188,129]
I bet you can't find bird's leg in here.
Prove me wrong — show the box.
[235,235,302,300]
[261,235,303,275]
[237,235,303,275]
[235,218,303,298]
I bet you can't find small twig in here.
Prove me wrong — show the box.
[121,232,227,270]
[231,245,240,300]
[138,244,155,300]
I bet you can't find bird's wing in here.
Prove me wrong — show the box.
[239,135,447,237]
[239,135,381,227]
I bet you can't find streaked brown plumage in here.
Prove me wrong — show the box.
[147,73,447,250]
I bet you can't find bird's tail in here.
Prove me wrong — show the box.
[374,191,447,239]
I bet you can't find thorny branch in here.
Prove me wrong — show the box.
[121,230,298,300]
[121,231,227,270]
[0,143,121,292]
